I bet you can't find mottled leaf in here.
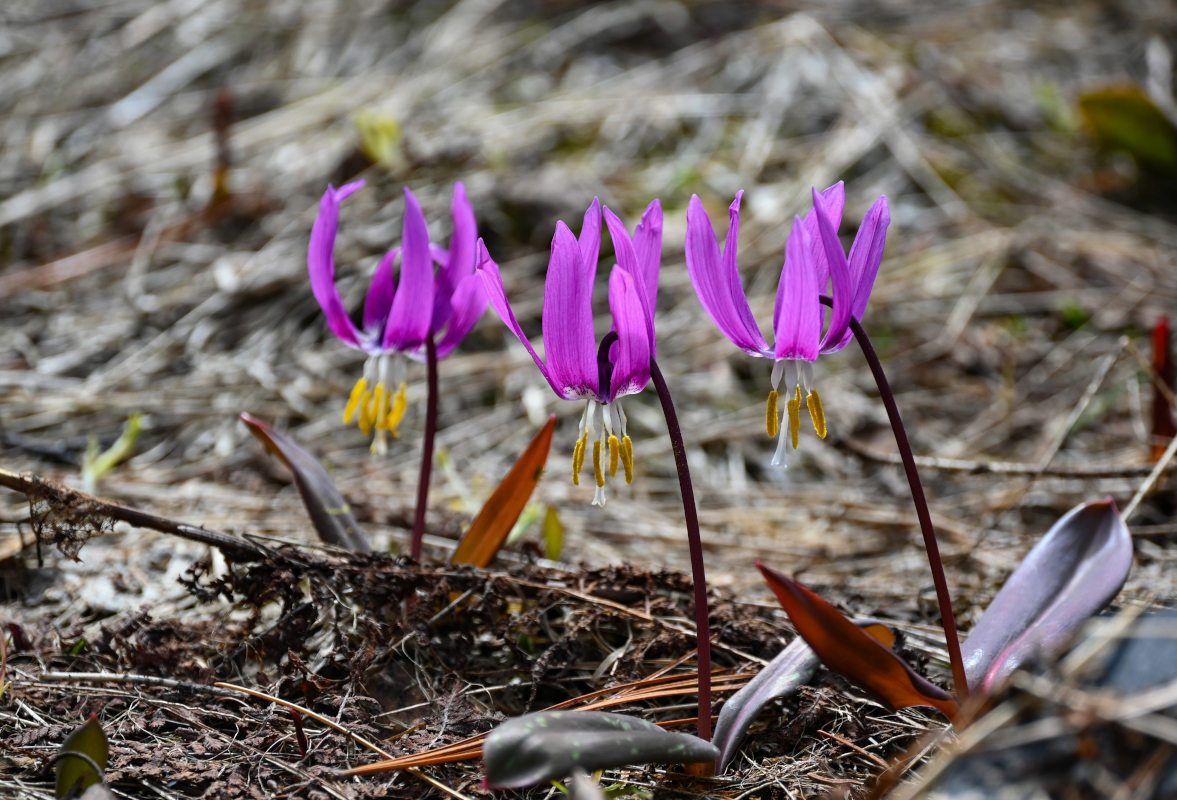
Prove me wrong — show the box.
[712,620,898,772]
[482,710,719,789]
[56,716,107,799]
[713,636,818,772]
[757,563,958,719]
[240,413,371,553]
[451,415,555,567]
[962,498,1133,693]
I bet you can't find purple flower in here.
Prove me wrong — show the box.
[685,182,890,466]
[308,179,487,451]
[478,198,662,505]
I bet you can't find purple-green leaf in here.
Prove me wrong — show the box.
[482,710,719,789]
[56,716,107,799]
[712,636,818,772]
[962,498,1133,693]
[240,413,372,553]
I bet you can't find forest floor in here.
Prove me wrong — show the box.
[2,1,1176,797]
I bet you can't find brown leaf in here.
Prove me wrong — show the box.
[451,415,556,567]
[757,563,958,720]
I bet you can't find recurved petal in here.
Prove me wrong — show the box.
[825,194,891,353]
[433,182,477,334]
[578,197,603,276]
[606,266,652,399]
[447,182,477,281]
[684,194,768,356]
[603,206,640,275]
[773,216,821,362]
[308,181,365,348]
[429,184,476,333]
[434,271,488,359]
[633,199,663,315]
[604,206,655,353]
[848,195,890,317]
[435,272,484,357]
[723,192,768,346]
[542,222,599,399]
[800,181,845,290]
[811,186,853,352]
[362,247,398,334]
[476,241,566,397]
[383,187,436,350]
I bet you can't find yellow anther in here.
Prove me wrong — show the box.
[357,389,374,436]
[766,390,779,438]
[807,389,827,439]
[621,436,634,484]
[343,378,368,425]
[381,382,408,437]
[592,441,605,488]
[370,382,386,429]
[787,386,801,449]
[571,433,588,485]
[608,435,620,477]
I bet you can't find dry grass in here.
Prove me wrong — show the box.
[2,0,1177,797]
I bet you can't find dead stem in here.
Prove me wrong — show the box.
[0,466,273,562]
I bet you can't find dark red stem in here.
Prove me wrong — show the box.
[830,303,967,696]
[649,358,712,741]
[819,296,965,696]
[289,709,309,760]
[411,332,438,561]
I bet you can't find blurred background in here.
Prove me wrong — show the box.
[2,0,1176,622]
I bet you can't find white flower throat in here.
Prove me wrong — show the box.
[571,398,634,506]
[765,359,827,467]
[343,353,409,454]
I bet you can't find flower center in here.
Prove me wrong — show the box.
[343,354,409,453]
[766,359,827,467]
[571,399,635,506]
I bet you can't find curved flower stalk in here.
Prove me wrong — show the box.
[308,179,487,454]
[477,198,662,506]
[685,183,890,466]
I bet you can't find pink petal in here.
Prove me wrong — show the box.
[578,197,602,276]
[606,266,652,399]
[723,192,767,346]
[777,182,843,332]
[476,241,567,397]
[825,194,890,353]
[604,206,656,354]
[542,222,599,399]
[362,247,398,334]
[684,193,768,356]
[383,187,436,350]
[811,186,852,352]
[433,182,478,332]
[773,216,821,362]
[633,199,663,317]
[848,195,890,319]
[800,182,845,291]
[434,271,487,359]
[307,181,365,349]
